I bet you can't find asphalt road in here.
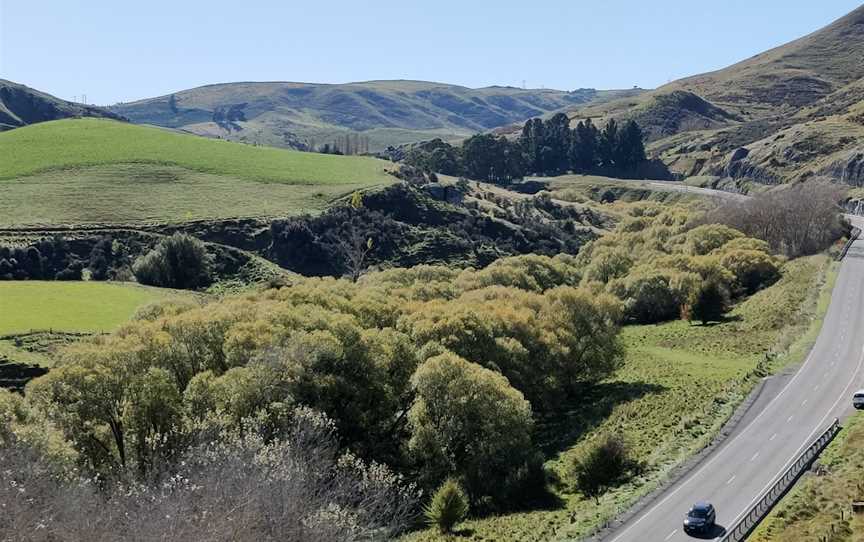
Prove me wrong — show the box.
[602,234,864,542]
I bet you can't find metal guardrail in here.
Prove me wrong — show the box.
[719,418,841,542]
[837,227,861,261]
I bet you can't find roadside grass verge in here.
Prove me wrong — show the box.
[405,254,836,541]
[751,413,864,542]
[0,281,178,335]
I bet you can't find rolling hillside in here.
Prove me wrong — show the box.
[0,79,122,131]
[535,4,864,188]
[110,80,642,151]
[0,118,395,226]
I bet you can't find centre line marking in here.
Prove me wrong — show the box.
[787,415,794,423]
[750,452,760,462]
[664,529,677,541]
[769,433,777,441]
[802,399,808,407]
[727,475,736,485]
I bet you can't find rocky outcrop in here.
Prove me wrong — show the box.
[819,148,864,186]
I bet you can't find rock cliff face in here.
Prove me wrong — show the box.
[820,148,864,186]
[0,79,122,131]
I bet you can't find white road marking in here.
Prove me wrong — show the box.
[725,344,864,532]
[787,415,794,423]
[605,293,855,542]
[769,433,777,441]
[664,529,677,541]
[802,399,808,407]
[726,475,736,485]
[750,452,760,462]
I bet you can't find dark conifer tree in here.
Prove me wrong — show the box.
[599,119,619,168]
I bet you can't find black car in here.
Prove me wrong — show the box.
[683,501,716,534]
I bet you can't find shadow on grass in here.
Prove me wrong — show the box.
[693,314,743,327]
[534,380,666,458]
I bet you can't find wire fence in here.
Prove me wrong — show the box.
[719,418,841,542]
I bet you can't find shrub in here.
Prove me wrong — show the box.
[425,479,469,534]
[408,352,533,505]
[684,280,729,325]
[685,224,744,256]
[570,433,640,504]
[133,233,213,289]
[608,270,680,324]
[719,249,780,295]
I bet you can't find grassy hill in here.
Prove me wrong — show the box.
[110,80,643,151]
[516,5,864,188]
[0,79,121,131]
[0,118,395,226]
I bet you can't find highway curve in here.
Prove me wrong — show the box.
[601,222,864,542]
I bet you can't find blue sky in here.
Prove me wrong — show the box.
[1,0,861,105]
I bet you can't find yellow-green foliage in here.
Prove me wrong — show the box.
[15,254,624,498]
[575,204,779,324]
[407,254,833,541]
[410,352,534,500]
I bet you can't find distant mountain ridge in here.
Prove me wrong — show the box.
[522,4,864,188]
[109,80,643,151]
[0,79,122,131]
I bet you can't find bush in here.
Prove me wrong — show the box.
[608,270,680,324]
[133,233,213,289]
[408,352,533,505]
[684,280,729,325]
[719,249,780,295]
[685,224,744,256]
[570,433,640,504]
[425,479,469,534]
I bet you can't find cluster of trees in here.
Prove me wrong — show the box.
[575,203,782,325]
[133,233,213,289]
[402,115,651,184]
[701,181,847,258]
[312,133,372,155]
[3,253,625,526]
[0,236,128,281]
[519,115,646,176]
[2,193,818,535]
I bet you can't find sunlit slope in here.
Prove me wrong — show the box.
[0,119,396,226]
